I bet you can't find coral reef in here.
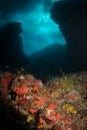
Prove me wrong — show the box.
[0,71,87,130]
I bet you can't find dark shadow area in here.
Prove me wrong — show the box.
[50,0,87,71]
[29,43,77,81]
[0,104,27,130]
[0,22,30,70]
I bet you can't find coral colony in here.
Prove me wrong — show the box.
[0,71,87,130]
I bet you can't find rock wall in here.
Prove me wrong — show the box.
[0,22,29,69]
[50,1,87,69]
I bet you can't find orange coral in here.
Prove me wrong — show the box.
[56,113,61,120]
[47,113,61,122]
[63,116,71,125]
[39,118,45,123]
[50,111,55,115]
[34,94,38,99]
[32,84,39,93]
[40,97,48,103]
[34,100,43,106]
[48,104,55,110]
[29,109,37,114]
[16,84,29,95]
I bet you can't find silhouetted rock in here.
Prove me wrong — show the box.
[0,22,29,69]
[29,43,75,81]
[50,1,87,70]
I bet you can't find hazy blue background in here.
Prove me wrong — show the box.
[0,0,66,56]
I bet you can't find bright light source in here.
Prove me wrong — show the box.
[13,3,66,56]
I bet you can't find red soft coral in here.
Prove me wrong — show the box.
[16,84,29,95]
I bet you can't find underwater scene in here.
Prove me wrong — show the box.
[0,0,87,130]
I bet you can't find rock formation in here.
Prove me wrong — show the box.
[0,22,29,69]
[50,1,87,70]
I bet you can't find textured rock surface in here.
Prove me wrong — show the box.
[50,1,87,69]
